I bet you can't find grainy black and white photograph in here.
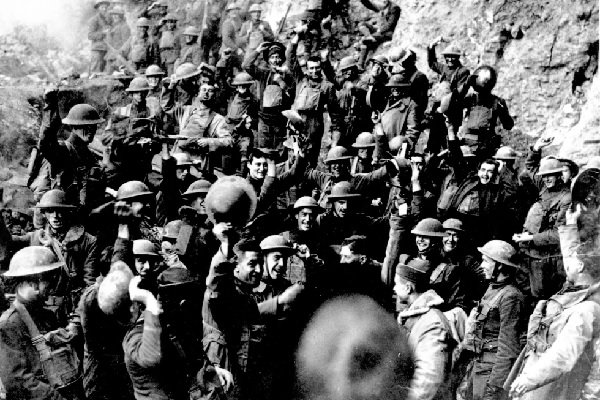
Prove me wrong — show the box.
[0,0,598,399]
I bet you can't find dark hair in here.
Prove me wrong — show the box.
[341,235,371,258]
[307,56,321,65]
[233,238,261,260]
[248,149,267,163]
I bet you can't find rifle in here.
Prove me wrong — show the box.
[277,3,293,37]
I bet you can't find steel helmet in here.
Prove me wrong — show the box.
[352,132,376,148]
[441,44,461,57]
[337,56,360,72]
[293,196,324,212]
[162,220,184,240]
[231,72,255,86]
[536,157,564,176]
[35,189,76,210]
[182,179,212,197]
[478,240,520,268]
[205,176,257,227]
[133,239,161,257]
[493,146,518,161]
[136,17,152,27]
[172,152,193,166]
[386,74,411,88]
[163,13,178,22]
[145,64,165,77]
[388,47,416,65]
[442,218,464,232]
[174,62,201,81]
[126,76,151,92]
[182,26,201,36]
[117,181,153,201]
[249,3,262,13]
[325,146,352,164]
[388,136,406,154]
[328,181,361,201]
[226,3,240,12]
[3,246,64,278]
[260,235,295,253]
[94,0,110,9]
[368,54,389,67]
[411,218,445,237]
[62,104,105,125]
[472,65,497,92]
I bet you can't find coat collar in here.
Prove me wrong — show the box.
[398,289,445,319]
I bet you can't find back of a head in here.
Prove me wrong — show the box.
[297,295,413,400]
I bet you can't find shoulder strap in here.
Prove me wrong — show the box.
[479,285,512,320]
[429,263,448,284]
[409,70,419,84]
[13,301,42,338]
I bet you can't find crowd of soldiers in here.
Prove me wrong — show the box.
[1,0,600,400]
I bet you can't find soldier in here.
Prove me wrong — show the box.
[221,3,244,61]
[158,13,181,76]
[388,47,429,119]
[0,247,84,400]
[88,0,111,73]
[226,72,259,171]
[120,17,160,73]
[243,41,295,153]
[175,82,233,175]
[7,189,100,319]
[427,38,470,91]
[106,6,131,73]
[238,4,275,63]
[453,66,514,160]
[365,54,390,114]
[357,0,401,68]
[145,64,166,102]
[461,240,525,400]
[374,74,420,159]
[39,97,106,212]
[334,56,372,148]
[351,132,376,174]
[178,26,205,67]
[515,154,571,301]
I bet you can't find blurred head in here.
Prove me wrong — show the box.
[198,83,216,103]
[415,235,441,254]
[98,262,135,321]
[247,152,268,180]
[228,8,239,19]
[111,13,123,23]
[190,194,207,214]
[250,10,261,22]
[542,173,560,189]
[389,86,410,99]
[444,55,459,69]
[236,84,252,95]
[329,160,350,179]
[134,255,159,278]
[137,25,149,37]
[175,165,190,182]
[185,34,198,44]
[478,160,498,185]
[340,235,369,265]
[269,52,283,68]
[357,148,372,160]
[130,90,147,105]
[233,239,263,287]
[166,20,176,30]
[72,124,98,145]
[97,3,109,14]
[306,56,322,80]
[410,154,425,171]
[297,295,413,400]
[147,76,161,89]
[14,271,59,304]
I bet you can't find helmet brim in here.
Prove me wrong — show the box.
[261,245,296,254]
[3,261,64,278]
[410,229,446,237]
[118,191,154,201]
[62,117,105,125]
[477,247,522,269]
[35,204,77,210]
[174,69,202,82]
[182,189,210,197]
[351,143,376,148]
[328,194,361,201]
[325,156,353,164]
[536,168,563,176]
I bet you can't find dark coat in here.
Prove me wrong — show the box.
[378,97,420,153]
[426,46,470,91]
[88,13,111,52]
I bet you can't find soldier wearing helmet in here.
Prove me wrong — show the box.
[177,26,204,67]
[158,14,180,75]
[356,0,401,68]
[333,56,372,149]
[0,246,84,400]
[120,17,160,72]
[427,37,470,91]
[145,64,166,97]
[220,3,243,59]
[242,41,295,154]
[106,6,131,73]
[454,65,514,160]
[38,94,106,211]
[238,4,275,63]
[365,54,390,113]
[88,0,112,73]
[513,137,572,301]
[460,240,525,400]
[388,47,429,118]
[5,189,101,318]
[351,132,376,174]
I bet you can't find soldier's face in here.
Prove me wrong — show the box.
[250,11,261,22]
[74,125,97,144]
[199,84,215,102]
[358,148,370,159]
[44,209,69,231]
[370,62,383,76]
[478,162,496,185]
[98,4,109,14]
[340,68,354,82]
[167,21,176,30]
[307,61,322,80]
[147,76,160,88]
[134,256,157,278]
[542,174,559,189]
[137,26,148,37]
[269,53,282,67]
[329,161,348,178]
[562,166,572,183]
[185,34,196,44]
[131,91,146,104]
[111,14,122,24]
[190,195,207,214]
[481,255,496,280]
[175,166,190,182]
[236,84,250,95]
[415,235,432,252]
[333,200,349,218]
[248,156,268,180]
[444,56,459,68]
[296,208,315,231]
[234,251,263,286]
[265,251,287,280]
[393,275,410,304]
[443,230,459,253]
